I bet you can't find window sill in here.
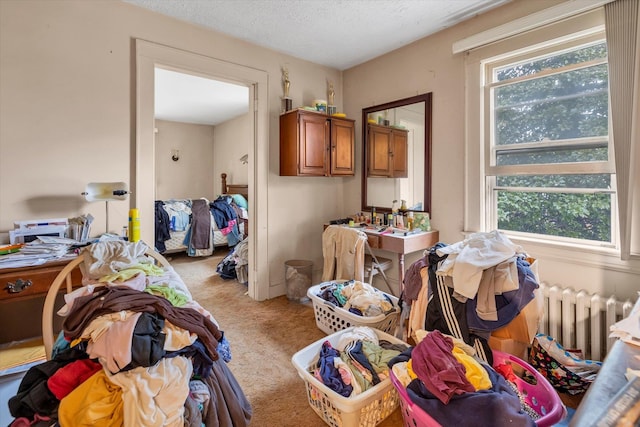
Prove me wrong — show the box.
[462,230,640,275]
[508,234,640,275]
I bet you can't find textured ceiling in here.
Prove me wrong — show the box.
[125,0,511,70]
[125,0,511,125]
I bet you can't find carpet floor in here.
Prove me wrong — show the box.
[168,252,404,427]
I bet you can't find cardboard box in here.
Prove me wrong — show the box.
[492,287,542,345]
[489,336,529,360]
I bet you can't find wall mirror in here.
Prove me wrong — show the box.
[361,92,432,214]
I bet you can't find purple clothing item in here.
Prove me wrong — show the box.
[406,363,536,427]
[410,330,475,404]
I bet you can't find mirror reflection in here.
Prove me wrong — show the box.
[361,93,432,214]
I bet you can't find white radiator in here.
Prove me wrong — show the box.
[538,283,635,361]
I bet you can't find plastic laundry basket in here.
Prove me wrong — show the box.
[285,259,313,302]
[291,326,407,427]
[307,282,400,335]
[390,350,566,427]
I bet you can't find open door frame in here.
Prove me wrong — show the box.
[135,39,269,301]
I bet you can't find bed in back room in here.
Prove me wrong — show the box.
[154,173,248,256]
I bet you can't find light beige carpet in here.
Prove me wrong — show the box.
[168,251,404,427]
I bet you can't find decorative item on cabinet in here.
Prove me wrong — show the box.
[282,66,292,112]
[327,80,337,115]
[313,99,327,113]
[366,123,408,178]
[279,109,355,177]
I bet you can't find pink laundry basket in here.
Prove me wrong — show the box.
[390,350,567,427]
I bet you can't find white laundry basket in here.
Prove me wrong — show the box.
[291,326,408,427]
[307,282,400,335]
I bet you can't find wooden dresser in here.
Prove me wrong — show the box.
[0,259,82,343]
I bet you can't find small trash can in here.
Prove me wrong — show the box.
[285,259,313,302]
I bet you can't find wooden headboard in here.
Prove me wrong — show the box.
[221,173,249,200]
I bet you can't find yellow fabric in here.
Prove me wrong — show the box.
[406,359,417,380]
[99,263,165,283]
[58,370,123,426]
[70,338,85,348]
[452,346,492,391]
[0,338,45,370]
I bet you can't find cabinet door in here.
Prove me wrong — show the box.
[367,125,392,177]
[299,112,329,176]
[391,129,408,178]
[330,118,355,176]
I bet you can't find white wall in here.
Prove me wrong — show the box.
[155,120,215,201]
[213,113,250,194]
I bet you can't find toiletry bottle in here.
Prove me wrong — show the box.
[400,199,408,213]
[128,208,140,242]
[371,207,376,225]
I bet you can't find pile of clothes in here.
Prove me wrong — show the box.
[403,230,540,364]
[310,326,408,397]
[8,241,251,427]
[314,280,396,317]
[390,329,539,426]
[216,237,249,283]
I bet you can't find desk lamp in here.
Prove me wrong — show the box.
[81,182,130,234]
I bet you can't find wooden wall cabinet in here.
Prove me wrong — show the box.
[280,109,355,176]
[366,123,408,178]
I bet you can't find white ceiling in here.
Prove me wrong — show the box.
[155,68,249,125]
[128,0,511,125]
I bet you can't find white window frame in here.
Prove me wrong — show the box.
[480,30,617,248]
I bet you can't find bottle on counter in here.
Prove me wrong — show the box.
[399,199,408,215]
[407,211,414,231]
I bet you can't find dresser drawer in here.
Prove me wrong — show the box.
[366,234,380,249]
[0,260,81,303]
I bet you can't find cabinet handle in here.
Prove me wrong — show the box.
[5,278,32,293]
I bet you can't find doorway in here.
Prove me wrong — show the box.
[135,39,270,300]
[153,67,249,201]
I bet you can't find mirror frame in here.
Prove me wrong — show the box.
[361,92,432,215]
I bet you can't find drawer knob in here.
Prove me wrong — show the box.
[5,279,32,293]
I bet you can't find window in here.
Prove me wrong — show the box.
[483,36,616,245]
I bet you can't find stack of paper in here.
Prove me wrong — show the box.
[0,236,78,269]
[68,214,94,242]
